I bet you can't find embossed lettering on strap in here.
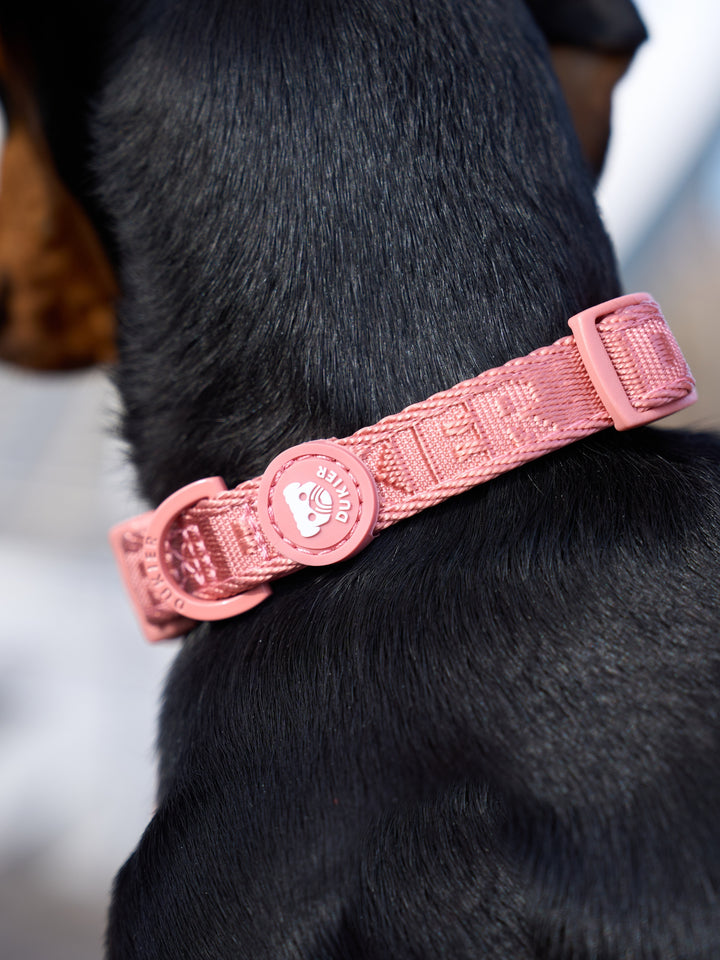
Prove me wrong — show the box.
[110,293,696,640]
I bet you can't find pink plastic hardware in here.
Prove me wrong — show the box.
[109,477,270,641]
[257,440,379,565]
[568,292,698,430]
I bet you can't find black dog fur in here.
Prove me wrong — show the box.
[5,1,720,956]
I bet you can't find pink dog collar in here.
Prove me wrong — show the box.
[110,293,696,641]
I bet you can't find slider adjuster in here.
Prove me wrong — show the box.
[568,292,697,430]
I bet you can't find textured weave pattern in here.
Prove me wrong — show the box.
[115,297,694,630]
[599,301,693,410]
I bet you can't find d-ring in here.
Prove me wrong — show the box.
[144,477,271,622]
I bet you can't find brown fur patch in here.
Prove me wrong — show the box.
[0,38,117,370]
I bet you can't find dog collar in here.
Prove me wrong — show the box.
[110,293,696,641]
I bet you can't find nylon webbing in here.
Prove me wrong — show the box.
[112,297,694,636]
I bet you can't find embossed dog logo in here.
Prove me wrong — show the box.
[282,481,333,538]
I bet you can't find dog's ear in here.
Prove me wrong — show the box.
[548,45,636,179]
[526,0,648,178]
[0,36,117,371]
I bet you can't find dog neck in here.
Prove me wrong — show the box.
[102,0,622,506]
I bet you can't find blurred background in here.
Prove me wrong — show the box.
[1,0,719,956]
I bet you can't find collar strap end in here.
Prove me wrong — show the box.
[110,478,271,642]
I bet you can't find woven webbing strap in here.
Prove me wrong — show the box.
[111,295,695,640]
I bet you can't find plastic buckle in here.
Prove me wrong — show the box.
[110,477,271,641]
[568,292,697,430]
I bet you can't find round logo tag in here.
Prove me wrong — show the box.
[257,441,379,566]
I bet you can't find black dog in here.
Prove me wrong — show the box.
[5,1,720,956]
